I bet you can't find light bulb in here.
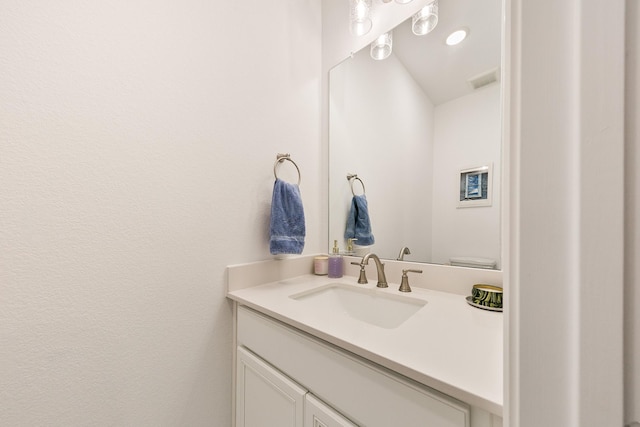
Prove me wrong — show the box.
[350,0,372,36]
[370,32,393,60]
[412,0,439,36]
[446,28,468,45]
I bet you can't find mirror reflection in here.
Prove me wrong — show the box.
[329,0,502,268]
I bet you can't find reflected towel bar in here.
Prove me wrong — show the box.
[347,173,366,196]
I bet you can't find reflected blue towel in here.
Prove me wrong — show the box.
[344,194,374,246]
[270,178,306,255]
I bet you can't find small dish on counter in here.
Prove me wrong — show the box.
[466,296,503,312]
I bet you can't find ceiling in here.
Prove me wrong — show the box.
[383,0,502,106]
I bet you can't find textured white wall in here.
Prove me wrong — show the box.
[431,84,501,267]
[0,1,322,425]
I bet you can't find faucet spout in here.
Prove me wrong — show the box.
[361,253,388,288]
[397,246,411,261]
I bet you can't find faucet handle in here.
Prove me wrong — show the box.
[351,262,368,284]
[399,269,423,293]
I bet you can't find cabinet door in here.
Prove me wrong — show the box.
[236,346,306,427]
[305,394,358,427]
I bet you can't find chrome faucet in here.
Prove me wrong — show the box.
[397,246,411,261]
[359,253,388,288]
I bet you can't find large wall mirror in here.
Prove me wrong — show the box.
[329,0,503,268]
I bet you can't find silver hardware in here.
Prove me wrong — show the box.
[359,253,387,288]
[273,153,301,185]
[396,246,411,261]
[399,269,422,293]
[351,261,367,284]
[346,173,366,196]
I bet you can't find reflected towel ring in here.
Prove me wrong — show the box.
[347,173,366,196]
[274,153,301,185]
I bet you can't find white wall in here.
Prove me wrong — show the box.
[625,1,640,424]
[506,0,625,425]
[329,49,434,260]
[431,84,501,267]
[0,1,322,425]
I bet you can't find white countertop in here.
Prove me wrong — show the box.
[227,273,503,416]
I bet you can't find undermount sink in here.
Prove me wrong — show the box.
[290,283,427,329]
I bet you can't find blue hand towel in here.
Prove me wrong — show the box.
[344,194,375,246]
[270,178,306,255]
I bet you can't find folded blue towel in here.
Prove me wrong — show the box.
[270,178,306,255]
[344,194,374,246]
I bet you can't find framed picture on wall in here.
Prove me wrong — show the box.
[458,164,493,208]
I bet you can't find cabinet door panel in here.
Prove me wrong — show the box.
[236,346,306,427]
[305,394,358,427]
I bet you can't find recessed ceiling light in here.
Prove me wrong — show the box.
[446,28,468,46]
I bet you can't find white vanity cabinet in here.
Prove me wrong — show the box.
[235,305,471,427]
[305,394,358,427]
[236,345,356,427]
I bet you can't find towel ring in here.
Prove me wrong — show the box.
[347,173,366,196]
[274,153,301,185]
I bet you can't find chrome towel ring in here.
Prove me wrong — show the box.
[347,173,366,196]
[273,153,301,185]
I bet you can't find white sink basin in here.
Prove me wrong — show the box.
[290,283,427,329]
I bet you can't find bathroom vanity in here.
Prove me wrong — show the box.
[227,255,503,427]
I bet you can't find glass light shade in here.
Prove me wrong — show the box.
[395,0,413,3]
[370,32,393,60]
[350,0,373,36]
[412,0,439,36]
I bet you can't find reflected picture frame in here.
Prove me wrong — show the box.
[458,164,493,208]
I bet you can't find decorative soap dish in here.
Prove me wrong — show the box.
[466,296,503,312]
[466,284,503,312]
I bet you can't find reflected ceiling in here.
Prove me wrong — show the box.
[391,0,501,105]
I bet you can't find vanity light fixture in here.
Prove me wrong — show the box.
[370,32,393,60]
[446,27,469,45]
[395,0,414,4]
[350,0,373,36]
[411,0,439,36]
